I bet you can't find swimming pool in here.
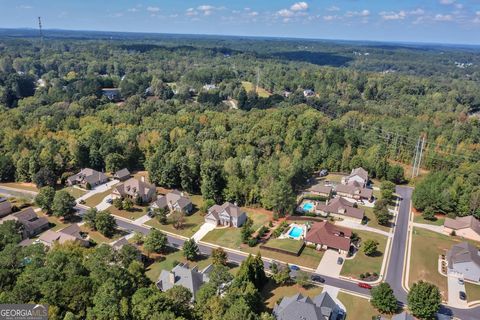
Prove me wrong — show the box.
[302,202,314,211]
[288,226,303,238]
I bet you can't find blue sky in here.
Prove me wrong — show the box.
[1,1,480,44]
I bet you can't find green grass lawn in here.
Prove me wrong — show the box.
[320,173,345,183]
[244,245,323,269]
[0,182,39,192]
[337,292,379,320]
[61,186,87,199]
[146,211,205,237]
[341,230,388,279]
[362,206,391,233]
[465,282,480,302]
[241,81,271,97]
[83,188,115,208]
[409,227,479,299]
[262,238,305,255]
[79,225,125,244]
[108,205,147,220]
[37,211,70,231]
[413,214,445,226]
[261,279,324,309]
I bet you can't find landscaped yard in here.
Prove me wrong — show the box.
[319,173,345,184]
[261,279,324,309]
[37,210,70,231]
[108,205,147,220]
[244,244,323,269]
[337,292,379,320]
[83,188,115,208]
[465,282,480,302]
[0,182,39,192]
[341,230,388,279]
[263,238,305,255]
[413,214,445,226]
[79,225,125,244]
[61,186,88,199]
[362,206,391,232]
[409,227,479,299]
[146,211,205,237]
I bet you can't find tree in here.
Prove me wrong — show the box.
[374,198,390,226]
[363,239,379,256]
[154,207,169,225]
[105,153,125,173]
[0,155,15,182]
[123,198,133,211]
[95,211,117,238]
[35,186,56,213]
[171,210,185,229]
[144,229,168,255]
[295,270,310,288]
[183,238,200,261]
[119,244,140,267]
[241,217,254,244]
[131,231,144,245]
[33,167,57,188]
[381,180,396,202]
[212,247,228,266]
[422,206,436,221]
[200,161,225,203]
[370,283,398,313]
[52,190,76,220]
[0,220,22,250]
[407,281,441,319]
[113,198,123,210]
[272,265,291,285]
[235,254,267,289]
[83,208,98,230]
[261,179,295,217]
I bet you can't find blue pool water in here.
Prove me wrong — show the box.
[289,226,303,238]
[302,202,314,211]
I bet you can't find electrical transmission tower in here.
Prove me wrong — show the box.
[38,17,43,42]
[411,134,426,178]
[255,67,260,93]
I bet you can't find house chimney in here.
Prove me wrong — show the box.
[141,176,145,182]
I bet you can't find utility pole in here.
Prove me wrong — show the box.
[255,67,260,93]
[411,134,426,178]
[38,17,43,42]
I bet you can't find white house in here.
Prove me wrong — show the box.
[205,202,247,228]
[447,242,480,282]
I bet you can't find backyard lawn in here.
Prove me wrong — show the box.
[262,238,305,255]
[83,188,115,208]
[37,211,70,231]
[341,230,388,279]
[362,206,391,232]
[108,205,147,220]
[261,279,324,309]
[465,282,480,302]
[319,173,345,184]
[146,211,205,238]
[79,225,125,244]
[62,186,87,199]
[0,182,39,192]
[337,292,379,320]
[413,214,445,226]
[244,244,323,269]
[409,227,480,299]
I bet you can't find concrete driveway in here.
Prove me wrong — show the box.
[448,275,468,308]
[192,223,216,242]
[76,179,119,204]
[315,249,346,278]
[95,194,113,211]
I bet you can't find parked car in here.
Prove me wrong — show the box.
[358,282,372,289]
[337,257,344,265]
[459,291,466,300]
[458,278,464,285]
[336,309,345,320]
[311,275,325,283]
[319,169,328,177]
[289,265,300,271]
[106,198,113,204]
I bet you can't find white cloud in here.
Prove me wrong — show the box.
[434,14,453,21]
[197,4,221,16]
[186,8,198,16]
[440,0,455,4]
[473,11,480,23]
[409,8,425,15]
[147,6,160,13]
[249,11,259,17]
[290,2,308,12]
[327,6,340,12]
[346,10,370,17]
[127,8,139,12]
[18,5,32,9]
[277,9,294,18]
[380,10,407,20]
[323,15,337,21]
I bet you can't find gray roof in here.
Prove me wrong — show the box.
[307,184,333,195]
[350,167,369,181]
[113,178,155,199]
[273,292,338,320]
[447,242,480,269]
[444,216,480,235]
[156,263,211,300]
[208,202,244,220]
[316,197,365,220]
[153,190,192,210]
[68,168,108,186]
[114,168,131,179]
[392,311,415,320]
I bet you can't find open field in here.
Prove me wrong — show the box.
[413,213,445,226]
[61,186,88,199]
[261,279,324,309]
[0,182,38,192]
[337,292,379,320]
[146,211,205,237]
[409,227,480,299]
[341,230,388,279]
[241,81,271,98]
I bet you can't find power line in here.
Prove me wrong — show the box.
[38,17,43,42]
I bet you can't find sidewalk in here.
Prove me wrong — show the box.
[411,222,444,234]
[336,220,393,238]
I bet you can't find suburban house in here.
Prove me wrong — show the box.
[0,200,12,218]
[392,312,415,320]
[151,190,193,214]
[205,202,247,228]
[446,242,480,282]
[305,221,352,254]
[341,167,369,187]
[101,88,121,101]
[335,181,373,201]
[1,207,49,238]
[38,224,89,247]
[66,168,108,188]
[203,84,217,91]
[305,184,333,199]
[443,216,480,241]
[156,263,213,301]
[112,177,156,203]
[273,292,343,320]
[315,197,365,223]
[113,168,131,181]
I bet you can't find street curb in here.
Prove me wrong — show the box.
[402,197,414,293]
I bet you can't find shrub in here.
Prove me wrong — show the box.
[450,230,456,236]
[248,238,258,247]
[360,273,365,279]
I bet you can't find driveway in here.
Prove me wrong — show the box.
[336,219,393,238]
[191,223,216,242]
[95,194,113,211]
[76,179,119,203]
[448,275,468,308]
[315,249,346,278]
[412,222,444,234]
